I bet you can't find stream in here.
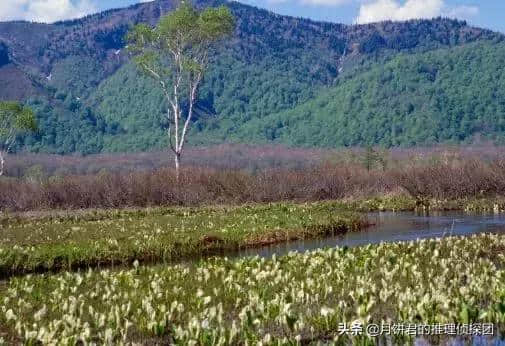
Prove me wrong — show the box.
[237,211,505,259]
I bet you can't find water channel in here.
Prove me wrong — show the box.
[237,211,505,259]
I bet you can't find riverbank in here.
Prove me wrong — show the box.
[342,195,505,213]
[4,154,505,212]
[4,194,505,221]
[0,201,365,278]
[3,196,505,278]
[1,233,504,344]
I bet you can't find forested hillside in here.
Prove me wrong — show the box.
[227,41,505,147]
[1,0,504,153]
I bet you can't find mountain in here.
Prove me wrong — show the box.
[232,41,505,147]
[0,0,503,153]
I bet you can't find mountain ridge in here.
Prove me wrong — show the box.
[1,0,504,153]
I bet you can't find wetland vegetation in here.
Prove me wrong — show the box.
[3,147,505,344]
[1,233,505,344]
[4,149,505,212]
[0,202,364,278]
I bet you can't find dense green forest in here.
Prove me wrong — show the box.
[89,47,334,151]
[1,0,504,153]
[20,40,505,152]
[228,41,505,147]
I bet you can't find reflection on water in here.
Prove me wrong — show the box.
[237,211,505,259]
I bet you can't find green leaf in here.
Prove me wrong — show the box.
[0,101,37,150]
[460,303,469,324]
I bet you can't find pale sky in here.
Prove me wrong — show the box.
[0,0,504,34]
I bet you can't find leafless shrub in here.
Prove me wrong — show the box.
[3,144,505,211]
[0,165,388,211]
[393,159,505,200]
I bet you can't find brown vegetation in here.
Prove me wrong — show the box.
[2,145,505,212]
[0,165,389,211]
[393,159,505,200]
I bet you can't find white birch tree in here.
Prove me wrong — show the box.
[127,2,234,178]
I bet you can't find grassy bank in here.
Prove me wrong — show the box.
[1,233,504,344]
[0,202,364,278]
[5,194,505,222]
[3,194,505,278]
[344,195,505,213]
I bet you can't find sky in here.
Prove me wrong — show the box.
[0,0,504,34]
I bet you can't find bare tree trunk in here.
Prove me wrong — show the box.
[0,151,4,177]
[174,152,181,181]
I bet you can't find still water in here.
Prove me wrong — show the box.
[237,211,505,258]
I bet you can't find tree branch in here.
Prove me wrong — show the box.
[141,63,162,80]
[179,71,202,152]
[3,127,15,152]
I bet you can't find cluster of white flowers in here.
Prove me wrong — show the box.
[1,233,505,344]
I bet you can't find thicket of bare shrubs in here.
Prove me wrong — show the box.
[393,159,505,200]
[4,144,329,177]
[0,165,391,211]
[2,159,505,211]
[6,143,503,177]
[2,145,505,211]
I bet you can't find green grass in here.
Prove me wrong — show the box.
[0,202,364,278]
[3,195,505,279]
[1,233,504,344]
[341,195,505,213]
